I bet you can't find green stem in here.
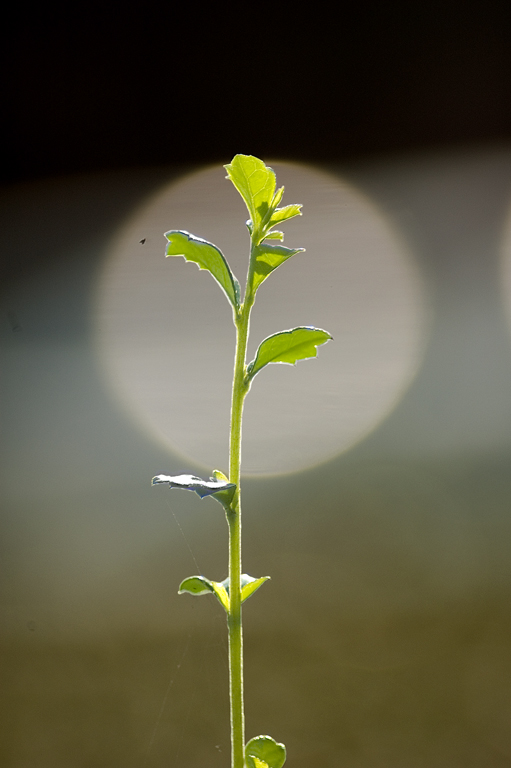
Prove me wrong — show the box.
[227,250,256,768]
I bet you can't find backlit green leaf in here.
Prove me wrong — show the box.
[210,581,230,611]
[211,468,229,482]
[178,573,268,612]
[225,156,303,245]
[252,244,304,293]
[152,473,236,508]
[252,759,268,768]
[241,575,270,602]
[247,327,333,380]
[220,574,270,604]
[224,155,276,240]
[271,186,285,209]
[268,203,302,228]
[178,576,215,596]
[245,736,286,768]
[165,230,240,310]
[178,576,230,611]
[262,231,284,241]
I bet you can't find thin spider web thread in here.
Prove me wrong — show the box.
[143,637,191,766]
[144,497,230,764]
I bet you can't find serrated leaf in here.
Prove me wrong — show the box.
[252,244,304,293]
[220,574,270,604]
[152,473,236,507]
[165,230,240,310]
[247,327,333,380]
[262,231,284,241]
[224,155,276,240]
[268,203,302,228]
[178,576,230,611]
[245,736,286,768]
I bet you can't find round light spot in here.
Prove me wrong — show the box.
[95,161,427,475]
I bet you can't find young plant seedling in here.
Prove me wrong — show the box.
[152,155,332,768]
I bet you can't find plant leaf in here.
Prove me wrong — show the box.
[210,582,230,611]
[252,244,304,293]
[211,468,229,482]
[165,230,240,310]
[178,576,230,611]
[220,574,270,604]
[252,759,268,768]
[224,155,276,240]
[178,575,215,596]
[241,575,270,602]
[208,469,238,507]
[268,203,302,228]
[247,327,333,380]
[271,186,285,209]
[177,574,268,612]
[225,156,303,245]
[245,736,286,768]
[262,231,284,241]
[152,473,236,507]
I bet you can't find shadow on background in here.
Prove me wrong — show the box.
[2,146,511,766]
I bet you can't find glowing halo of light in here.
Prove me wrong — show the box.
[94,161,428,476]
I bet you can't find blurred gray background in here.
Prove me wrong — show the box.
[2,146,511,767]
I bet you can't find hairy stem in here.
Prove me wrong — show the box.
[227,251,255,768]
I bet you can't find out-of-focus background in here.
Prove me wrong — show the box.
[3,4,511,767]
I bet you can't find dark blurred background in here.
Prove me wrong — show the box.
[2,3,511,767]
[3,2,511,182]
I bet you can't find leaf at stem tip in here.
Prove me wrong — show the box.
[252,243,305,294]
[164,230,240,310]
[245,736,286,768]
[224,155,276,239]
[225,155,302,245]
[247,327,333,381]
[151,473,236,507]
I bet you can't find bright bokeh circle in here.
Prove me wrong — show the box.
[95,161,427,475]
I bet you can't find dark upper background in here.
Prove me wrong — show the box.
[3,1,511,183]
